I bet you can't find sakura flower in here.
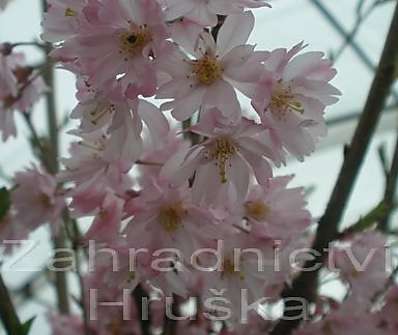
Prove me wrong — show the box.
[332,231,389,312]
[198,233,275,320]
[125,177,221,259]
[163,0,270,26]
[137,129,190,187]
[0,213,31,255]
[48,314,85,335]
[83,267,141,335]
[51,0,168,96]
[84,191,125,243]
[250,42,341,160]
[162,109,277,204]
[375,286,398,333]
[0,49,46,141]
[59,130,134,215]
[157,12,262,121]
[41,0,88,43]
[72,78,169,141]
[243,176,311,242]
[12,165,65,234]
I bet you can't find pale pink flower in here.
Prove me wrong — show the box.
[163,0,270,26]
[162,109,277,203]
[199,233,275,320]
[0,213,30,254]
[84,191,125,243]
[48,314,85,335]
[41,0,88,43]
[250,42,341,160]
[83,267,141,335]
[125,177,221,259]
[167,17,204,55]
[243,176,311,242]
[12,165,65,233]
[52,0,168,96]
[59,130,134,215]
[72,78,169,140]
[333,232,389,312]
[157,12,262,121]
[375,287,398,333]
[0,50,46,141]
[137,129,190,187]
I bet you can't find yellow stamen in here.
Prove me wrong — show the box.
[119,26,152,59]
[222,258,245,280]
[88,104,116,125]
[2,95,15,109]
[210,138,237,184]
[39,194,52,208]
[245,201,270,221]
[107,318,122,335]
[64,7,77,17]
[192,55,223,86]
[269,83,304,120]
[159,203,185,233]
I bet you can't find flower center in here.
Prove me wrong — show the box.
[39,193,52,208]
[2,95,16,109]
[245,201,270,221]
[192,55,223,86]
[119,26,152,59]
[107,318,122,335]
[269,83,304,120]
[88,103,116,126]
[64,7,77,17]
[222,257,245,280]
[159,203,185,233]
[209,137,236,184]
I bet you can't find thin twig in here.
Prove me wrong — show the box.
[40,0,70,315]
[379,133,398,231]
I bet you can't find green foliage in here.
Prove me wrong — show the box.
[19,316,36,335]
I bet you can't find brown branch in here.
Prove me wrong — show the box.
[40,0,70,315]
[271,3,398,334]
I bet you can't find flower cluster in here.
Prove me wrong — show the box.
[3,1,397,335]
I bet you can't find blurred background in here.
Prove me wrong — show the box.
[0,0,397,333]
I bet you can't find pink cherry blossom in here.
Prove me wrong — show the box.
[41,0,88,43]
[125,177,221,259]
[48,314,85,335]
[50,0,169,96]
[163,0,270,26]
[250,42,341,160]
[0,49,46,141]
[137,129,190,187]
[243,176,311,242]
[198,233,275,320]
[332,231,389,312]
[157,12,262,121]
[162,109,277,203]
[11,165,65,234]
[84,191,125,243]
